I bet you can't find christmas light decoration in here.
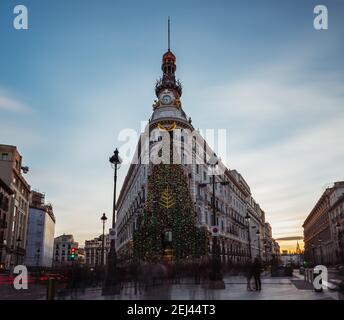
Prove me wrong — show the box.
[133,164,208,262]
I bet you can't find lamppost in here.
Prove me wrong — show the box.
[311,244,316,266]
[36,248,40,268]
[318,237,323,265]
[245,214,252,260]
[256,230,261,259]
[336,222,343,264]
[16,237,21,265]
[101,213,107,266]
[110,149,121,228]
[103,148,121,295]
[199,154,228,288]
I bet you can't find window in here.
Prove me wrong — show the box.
[164,231,172,242]
[1,153,9,161]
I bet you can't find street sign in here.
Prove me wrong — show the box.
[211,226,220,236]
[109,228,116,241]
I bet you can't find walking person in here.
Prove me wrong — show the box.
[252,257,262,291]
[244,260,253,291]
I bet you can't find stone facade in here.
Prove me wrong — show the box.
[85,234,110,267]
[0,178,14,270]
[303,181,344,265]
[53,234,78,267]
[0,145,30,269]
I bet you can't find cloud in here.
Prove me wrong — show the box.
[276,236,304,241]
[188,42,344,242]
[0,92,30,113]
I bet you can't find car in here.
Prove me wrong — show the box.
[37,273,67,284]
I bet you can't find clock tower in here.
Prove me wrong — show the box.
[154,17,183,110]
[151,18,191,133]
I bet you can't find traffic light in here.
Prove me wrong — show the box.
[70,247,76,261]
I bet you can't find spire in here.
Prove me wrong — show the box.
[168,16,171,51]
[296,241,301,254]
[155,18,182,98]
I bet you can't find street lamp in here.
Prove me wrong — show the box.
[245,214,252,260]
[103,148,121,295]
[36,248,40,267]
[16,237,21,265]
[101,213,107,266]
[335,222,343,264]
[310,244,316,266]
[256,230,261,259]
[318,237,323,265]
[109,148,121,227]
[199,154,228,288]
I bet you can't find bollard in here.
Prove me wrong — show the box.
[305,268,310,283]
[310,269,314,284]
[46,278,56,300]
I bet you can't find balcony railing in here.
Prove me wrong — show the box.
[0,218,7,229]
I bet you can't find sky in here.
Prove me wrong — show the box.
[0,0,343,251]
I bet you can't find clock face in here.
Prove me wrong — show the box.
[161,94,172,105]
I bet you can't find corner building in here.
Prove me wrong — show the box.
[115,45,276,264]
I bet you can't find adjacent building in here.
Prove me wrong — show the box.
[53,234,78,267]
[264,222,274,262]
[0,178,14,270]
[272,239,281,257]
[303,181,344,265]
[0,145,31,269]
[24,191,56,268]
[280,253,304,267]
[85,234,110,267]
[77,247,86,264]
[329,192,344,265]
[114,41,276,264]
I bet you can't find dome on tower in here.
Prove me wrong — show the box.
[162,50,176,63]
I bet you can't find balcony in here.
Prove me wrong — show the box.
[0,218,7,229]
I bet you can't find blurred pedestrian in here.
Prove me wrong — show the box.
[243,260,253,291]
[252,257,262,291]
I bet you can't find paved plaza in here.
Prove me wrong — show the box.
[1,272,342,300]
[76,275,341,300]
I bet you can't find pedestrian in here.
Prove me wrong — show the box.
[252,257,262,291]
[243,260,253,291]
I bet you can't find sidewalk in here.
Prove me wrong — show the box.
[52,274,342,300]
